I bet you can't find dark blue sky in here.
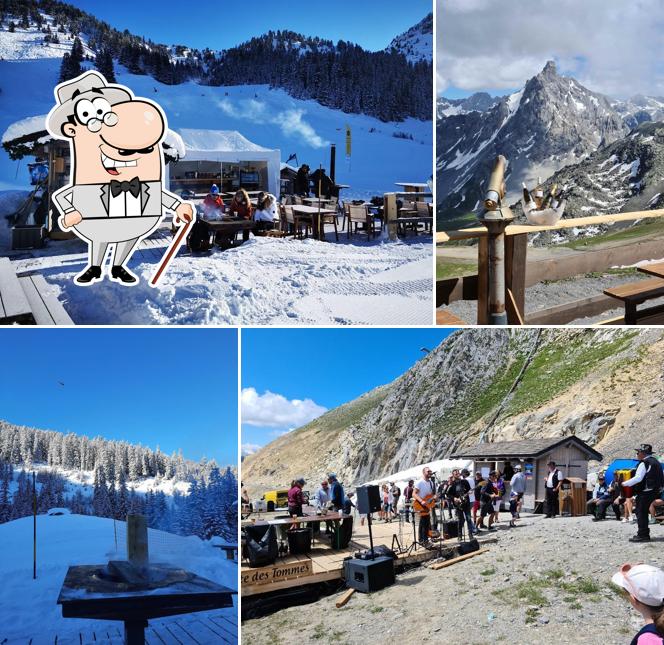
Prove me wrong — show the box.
[67,0,431,51]
[0,328,237,465]
[241,328,456,449]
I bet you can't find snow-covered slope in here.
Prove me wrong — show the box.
[0,513,236,642]
[387,13,433,64]
[0,58,431,197]
[436,93,502,118]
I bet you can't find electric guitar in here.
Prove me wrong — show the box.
[413,493,438,514]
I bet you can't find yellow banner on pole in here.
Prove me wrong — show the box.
[345,125,352,157]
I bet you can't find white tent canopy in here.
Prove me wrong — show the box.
[169,128,281,196]
[363,458,473,508]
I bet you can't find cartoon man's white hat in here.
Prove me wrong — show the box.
[46,71,132,135]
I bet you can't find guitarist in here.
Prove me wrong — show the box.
[414,467,437,545]
[446,469,477,539]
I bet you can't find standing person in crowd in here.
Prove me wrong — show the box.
[390,482,401,519]
[623,444,664,542]
[446,468,476,538]
[503,461,515,482]
[328,473,345,512]
[544,460,563,519]
[310,167,333,198]
[202,184,225,219]
[313,480,330,510]
[612,471,635,523]
[612,563,664,644]
[380,483,389,521]
[414,467,436,545]
[510,464,526,525]
[384,484,394,522]
[295,164,310,196]
[492,471,505,525]
[342,492,355,516]
[478,471,501,532]
[472,472,484,528]
[587,473,617,521]
[287,478,306,517]
[253,192,278,232]
[404,479,414,523]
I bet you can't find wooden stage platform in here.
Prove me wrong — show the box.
[241,513,483,598]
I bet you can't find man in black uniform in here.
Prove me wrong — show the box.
[446,468,476,539]
[544,460,563,518]
[623,444,664,542]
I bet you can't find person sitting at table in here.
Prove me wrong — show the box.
[202,184,225,220]
[287,478,306,518]
[343,492,355,515]
[253,192,278,232]
[228,188,253,242]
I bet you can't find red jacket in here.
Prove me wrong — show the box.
[229,198,253,220]
[288,485,304,507]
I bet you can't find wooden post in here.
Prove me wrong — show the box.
[384,192,399,241]
[477,235,489,324]
[505,233,528,324]
[127,514,148,568]
[33,471,36,580]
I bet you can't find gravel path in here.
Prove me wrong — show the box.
[443,271,664,325]
[242,513,664,645]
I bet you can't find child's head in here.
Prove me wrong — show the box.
[613,563,664,634]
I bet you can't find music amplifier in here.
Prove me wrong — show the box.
[343,556,395,593]
[356,485,382,515]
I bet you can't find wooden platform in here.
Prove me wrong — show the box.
[21,607,237,645]
[241,515,480,598]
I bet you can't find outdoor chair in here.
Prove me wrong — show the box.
[348,204,376,241]
[341,202,350,232]
[284,205,311,239]
[416,201,432,232]
[319,209,339,242]
[293,195,304,205]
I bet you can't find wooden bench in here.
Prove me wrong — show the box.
[18,274,74,325]
[603,278,664,324]
[0,257,33,324]
[397,216,433,236]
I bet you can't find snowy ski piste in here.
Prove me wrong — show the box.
[0,49,432,324]
[0,513,237,643]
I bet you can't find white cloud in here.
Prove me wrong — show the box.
[215,98,329,148]
[241,443,262,457]
[241,388,327,428]
[437,0,664,98]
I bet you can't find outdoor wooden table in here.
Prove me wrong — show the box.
[57,563,235,645]
[202,217,255,248]
[303,197,335,206]
[292,206,337,241]
[637,262,664,279]
[242,511,348,528]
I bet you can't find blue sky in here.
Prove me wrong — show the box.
[0,328,237,465]
[67,0,431,52]
[241,328,456,452]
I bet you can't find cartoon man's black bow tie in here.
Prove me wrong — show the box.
[110,177,141,198]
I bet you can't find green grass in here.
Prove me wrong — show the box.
[312,623,326,640]
[560,217,664,250]
[369,606,384,614]
[503,332,638,416]
[436,258,478,280]
[480,567,496,577]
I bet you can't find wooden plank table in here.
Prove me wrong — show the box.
[637,262,664,279]
[292,206,337,241]
[201,218,255,248]
[58,564,235,645]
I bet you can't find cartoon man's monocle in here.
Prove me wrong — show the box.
[46,71,194,286]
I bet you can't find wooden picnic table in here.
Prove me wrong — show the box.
[637,262,664,279]
[58,563,235,645]
[202,217,255,248]
[292,205,337,241]
[303,197,336,205]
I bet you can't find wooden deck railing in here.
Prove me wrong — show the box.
[436,209,664,325]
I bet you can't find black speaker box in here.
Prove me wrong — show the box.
[356,485,381,514]
[457,538,480,556]
[343,556,395,593]
[442,519,458,539]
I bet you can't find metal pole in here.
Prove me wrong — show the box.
[330,144,336,186]
[33,471,36,580]
[483,219,510,325]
